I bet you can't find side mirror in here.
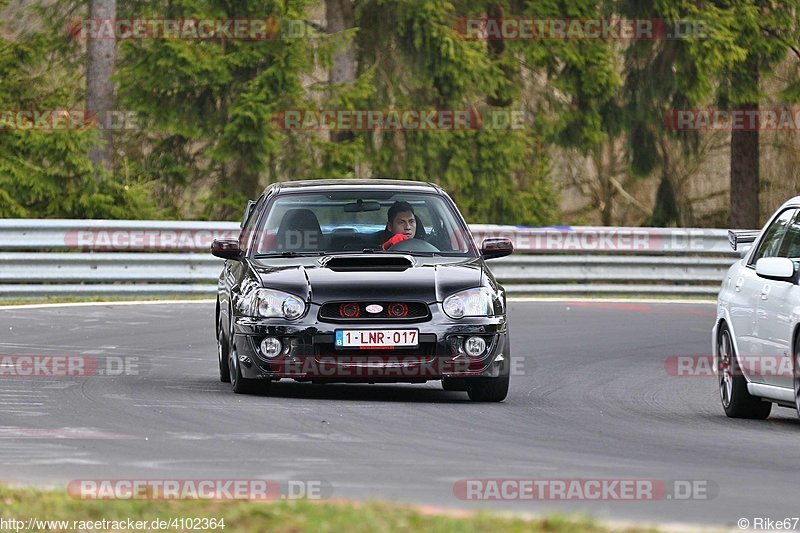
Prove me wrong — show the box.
[211,239,242,260]
[755,257,796,282]
[481,238,513,260]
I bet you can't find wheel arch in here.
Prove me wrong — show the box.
[793,323,800,356]
[714,303,741,352]
[714,316,748,383]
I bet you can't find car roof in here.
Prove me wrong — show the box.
[780,196,800,209]
[263,179,441,195]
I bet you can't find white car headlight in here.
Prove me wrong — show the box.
[243,288,305,320]
[443,287,496,319]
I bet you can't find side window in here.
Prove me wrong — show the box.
[777,210,800,262]
[749,208,798,265]
[239,195,265,252]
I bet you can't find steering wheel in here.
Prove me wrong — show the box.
[387,238,441,253]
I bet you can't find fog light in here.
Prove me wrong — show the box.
[464,336,486,357]
[260,337,282,359]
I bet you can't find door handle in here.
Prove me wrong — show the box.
[760,284,771,300]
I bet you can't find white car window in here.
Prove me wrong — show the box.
[777,211,800,262]
[750,208,798,265]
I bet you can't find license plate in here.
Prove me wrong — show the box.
[335,329,418,349]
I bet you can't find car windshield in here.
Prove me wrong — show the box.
[251,191,475,257]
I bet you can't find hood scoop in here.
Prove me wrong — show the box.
[322,254,414,272]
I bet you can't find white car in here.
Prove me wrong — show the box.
[714,196,800,419]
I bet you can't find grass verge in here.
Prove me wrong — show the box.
[0,485,661,532]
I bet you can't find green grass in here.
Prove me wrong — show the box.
[0,485,661,532]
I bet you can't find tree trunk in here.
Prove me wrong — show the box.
[647,174,679,227]
[87,0,117,174]
[326,0,356,144]
[729,61,760,229]
[485,3,513,107]
[594,144,613,226]
[646,137,679,227]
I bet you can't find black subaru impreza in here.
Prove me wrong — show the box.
[212,179,513,401]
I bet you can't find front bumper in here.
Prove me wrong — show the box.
[232,303,509,382]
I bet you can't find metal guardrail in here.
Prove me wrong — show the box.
[0,219,240,251]
[0,220,749,298]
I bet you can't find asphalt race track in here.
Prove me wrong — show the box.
[1,300,799,528]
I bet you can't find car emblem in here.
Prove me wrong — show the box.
[365,304,383,314]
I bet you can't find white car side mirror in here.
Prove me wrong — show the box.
[755,257,796,282]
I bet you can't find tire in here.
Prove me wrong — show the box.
[217,317,231,383]
[467,374,509,402]
[442,378,467,391]
[229,343,266,395]
[718,323,771,419]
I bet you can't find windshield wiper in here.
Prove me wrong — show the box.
[401,251,438,257]
[254,251,326,258]
[297,249,384,254]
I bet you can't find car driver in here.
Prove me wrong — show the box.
[382,201,417,250]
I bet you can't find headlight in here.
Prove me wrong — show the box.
[242,288,306,320]
[443,287,496,319]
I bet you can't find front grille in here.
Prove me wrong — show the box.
[319,301,430,322]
